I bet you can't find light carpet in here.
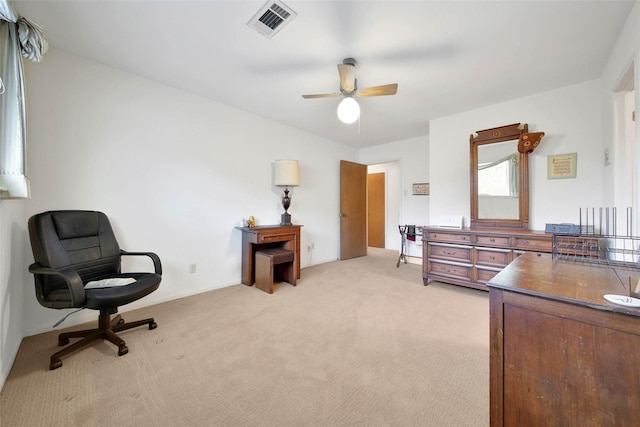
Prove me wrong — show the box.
[1,248,489,426]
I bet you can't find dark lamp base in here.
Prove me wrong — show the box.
[280,213,292,226]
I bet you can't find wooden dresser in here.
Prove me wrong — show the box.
[421,226,552,291]
[488,252,640,425]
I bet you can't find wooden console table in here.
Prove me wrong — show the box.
[488,252,640,426]
[236,225,302,286]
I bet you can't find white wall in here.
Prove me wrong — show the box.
[0,48,361,387]
[430,79,606,231]
[0,200,25,389]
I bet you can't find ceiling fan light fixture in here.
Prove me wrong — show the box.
[337,97,360,124]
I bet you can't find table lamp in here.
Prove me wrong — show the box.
[274,159,300,226]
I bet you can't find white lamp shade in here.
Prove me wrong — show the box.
[337,97,360,124]
[274,159,300,186]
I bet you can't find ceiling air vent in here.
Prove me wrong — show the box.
[247,1,297,38]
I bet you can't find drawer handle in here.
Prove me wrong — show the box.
[446,268,457,274]
[461,237,467,240]
[490,255,496,260]
[444,251,456,256]
[521,240,529,245]
[490,238,495,242]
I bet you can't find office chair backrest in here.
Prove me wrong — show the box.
[28,211,122,305]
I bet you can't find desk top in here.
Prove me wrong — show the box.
[236,224,302,232]
[488,252,640,317]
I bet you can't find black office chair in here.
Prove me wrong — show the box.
[28,210,162,370]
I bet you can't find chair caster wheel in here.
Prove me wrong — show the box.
[50,359,62,370]
[118,345,129,356]
[117,318,125,325]
[58,337,69,346]
[149,322,157,330]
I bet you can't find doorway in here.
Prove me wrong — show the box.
[368,161,401,251]
[340,160,402,259]
[368,172,385,248]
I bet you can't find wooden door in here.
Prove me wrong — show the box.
[340,160,367,260]
[368,172,385,248]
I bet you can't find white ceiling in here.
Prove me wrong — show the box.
[13,0,635,148]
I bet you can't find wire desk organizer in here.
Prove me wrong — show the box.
[552,207,640,296]
[397,225,422,267]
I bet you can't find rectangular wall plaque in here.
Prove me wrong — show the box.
[412,183,430,195]
[548,153,577,179]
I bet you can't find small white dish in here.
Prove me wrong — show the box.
[603,294,640,308]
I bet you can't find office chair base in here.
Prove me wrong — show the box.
[50,311,157,370]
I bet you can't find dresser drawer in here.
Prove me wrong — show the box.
[513,236,552,252]
[427,260,472,281]
[428,243,472,262]
[475,266,503,284]
[427,231,473,244]
[475,248,511,267]
[476,234,511,247]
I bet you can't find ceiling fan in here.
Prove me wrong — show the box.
[302,58,398,124]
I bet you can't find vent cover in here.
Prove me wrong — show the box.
[247,1,297,38]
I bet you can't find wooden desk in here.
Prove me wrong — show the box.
[237,225,302,286]
[488,253,640,426]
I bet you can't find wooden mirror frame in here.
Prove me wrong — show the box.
[470,123,543,229]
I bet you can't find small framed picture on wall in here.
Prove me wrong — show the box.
[548,153,577,179]
[412,183,430,195]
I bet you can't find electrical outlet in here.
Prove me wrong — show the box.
[189,264,197,274]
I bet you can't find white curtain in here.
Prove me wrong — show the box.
[0,0,47,199]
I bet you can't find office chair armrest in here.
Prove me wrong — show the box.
[28,263,86,306]
[120,250,162,275]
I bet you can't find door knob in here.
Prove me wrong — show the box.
[340,213,346,217]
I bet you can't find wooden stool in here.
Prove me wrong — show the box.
[255,248,296,294]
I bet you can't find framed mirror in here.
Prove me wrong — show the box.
[470,123,543,229]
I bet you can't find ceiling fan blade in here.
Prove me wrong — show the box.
[337,64,356,92]
[356,83,398,97]
[302,93,342,99]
